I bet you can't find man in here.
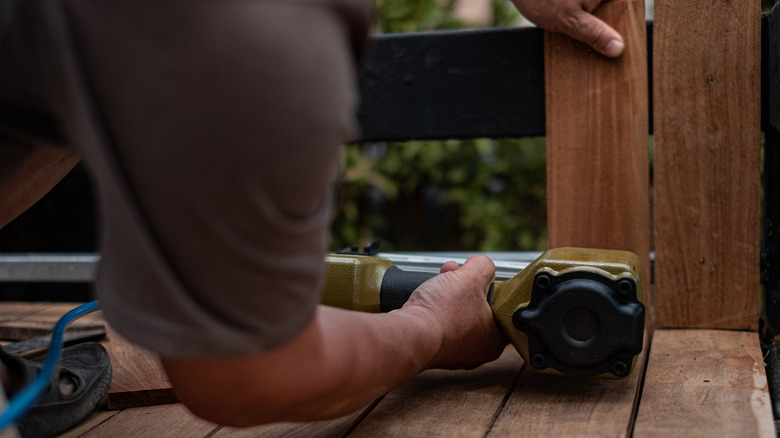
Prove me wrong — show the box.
[0,0,624,433]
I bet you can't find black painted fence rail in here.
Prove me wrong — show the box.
[355,22,654,143]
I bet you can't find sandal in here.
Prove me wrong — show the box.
[0,342,112,438]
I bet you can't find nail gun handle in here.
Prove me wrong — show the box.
[379,266,436,312]
[379,266,495,312]
[322,254,493,314]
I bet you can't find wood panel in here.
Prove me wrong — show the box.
[0,302,175,408]
[0,302,53,324]
[0,302,104,340]
[488,332,648,437]
[347,346,523,437]
[102,327,176,409]
[652,0,761,329]
[57,410,120,438]
[545,0,651,298]
[214,404,374,438]
[634,329,774,437]
[78,404,218,438]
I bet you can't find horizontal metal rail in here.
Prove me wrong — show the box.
[0,253,99,283]
[0,252,541,283]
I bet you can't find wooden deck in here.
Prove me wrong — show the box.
[0,301,773,437]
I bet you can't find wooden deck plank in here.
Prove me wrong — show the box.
[545,0,651,288]
[633,329,774,437]
[213,403,376,438]
[0,302,55,324]
[487,332,648,438]
[102,327,176,409]
[345,346,523,437]
[76,404,217,438]
[56,409,120,438]
[0,302,175,408]
[652,0,761,330]
[0,302,104,340]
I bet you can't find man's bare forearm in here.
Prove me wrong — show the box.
[162,305,444,427]
[162,256,502,427]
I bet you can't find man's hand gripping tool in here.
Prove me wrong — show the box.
[322,248,645,378]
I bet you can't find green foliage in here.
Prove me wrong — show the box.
[373,0,461,32]
[332,137,548,252]
[372,0,521,33]
[331,1,547,252]
[764,0,779,12]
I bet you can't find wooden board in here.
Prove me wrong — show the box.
[57,410,120,438]
[544,0,651,298]
[35,305,176,408]
[347,346,523,437]
[488,331,648,437]
[77,404,218,438]
[633,329,774,437]
[0,302,54,324]
[652,0,761,329]
[0,302,175,409]
[102,328,176,409]
[213,403,375,438]
[0,302,105,341]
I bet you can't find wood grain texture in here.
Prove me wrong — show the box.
[32,305,176,408]
[0,302,53,324]
[56,409,120,438]
[102,327,176,409]
[545,0,651,301]
[0,302,175,409]
[0,302,104,340]
[0,305,104,341]
[633,329,774,437]
[488,331,648,438]
[652,0,761,329]
[347,347,523,437]
[78,404,218,438]
[214,403,375,438]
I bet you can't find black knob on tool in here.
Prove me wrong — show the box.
[512,270,644,377]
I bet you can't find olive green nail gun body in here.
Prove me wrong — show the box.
[322,248,645,378]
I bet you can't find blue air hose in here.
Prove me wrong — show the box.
[0,300,101,434]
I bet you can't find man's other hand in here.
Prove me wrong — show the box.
[511,0,625,58]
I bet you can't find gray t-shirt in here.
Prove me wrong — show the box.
[0,0,371,357]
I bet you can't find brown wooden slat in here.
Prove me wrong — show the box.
[346,346,522,437]
[102,327,176,409]
[39,305,175,408]
[0,303,105,341]
[487,331,648,438]
[77,404,218,438]
[214,403,375,438]
[0,302,175,408]
[545,0,651,290]
[634,329,774,437]
[652,0,761,329]
[0,302,54,324]
[56,410,120,438]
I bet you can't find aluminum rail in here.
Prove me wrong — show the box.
[378,252,539,280]
[0,253,99,282]
[0,252,542,283]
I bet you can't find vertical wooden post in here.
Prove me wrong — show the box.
[653,0,761,330]
[545,1,651,303]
